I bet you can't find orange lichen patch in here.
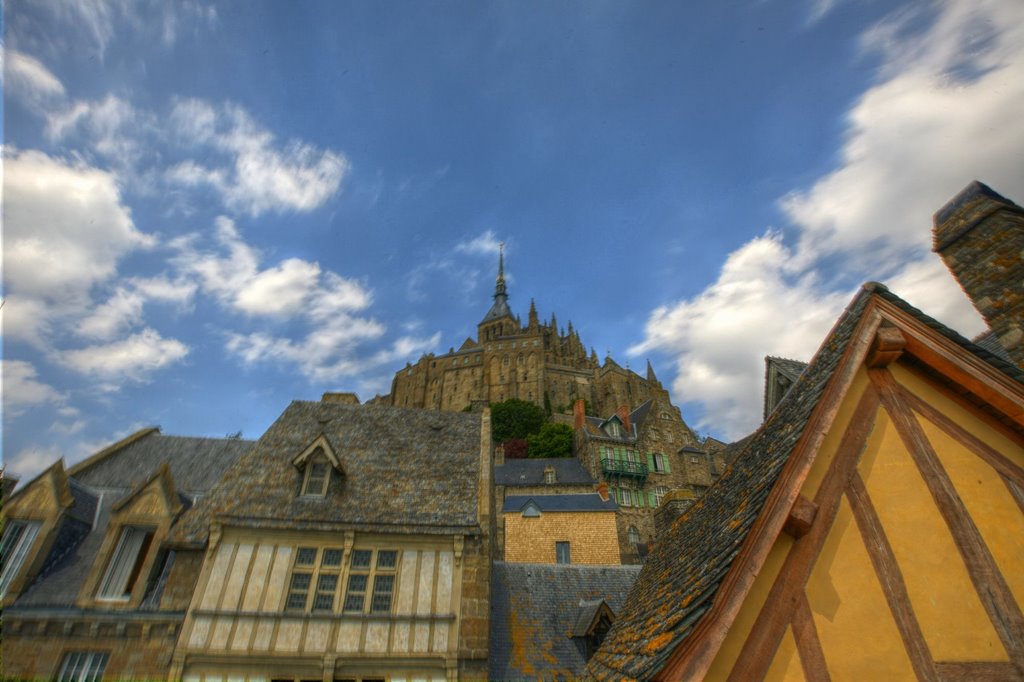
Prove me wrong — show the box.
[508,594,558,674]
[644,630,676,653]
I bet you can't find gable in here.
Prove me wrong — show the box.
[110,464,183,519]
[290,434,343,473]
[705,349,1024,679]
[5,461,73,519]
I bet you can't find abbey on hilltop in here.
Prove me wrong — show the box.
[382,247,693,425]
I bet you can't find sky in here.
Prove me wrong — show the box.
[3,0,1023,482]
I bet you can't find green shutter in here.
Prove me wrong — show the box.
[635,489,644,508]
[646,452,655,471]
[648,491,657,507]
[663,453,672,473]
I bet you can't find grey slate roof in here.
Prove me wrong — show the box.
[502,493,617,514]
[587,283,1024,680]
[495,458,595,487]
[765,356,808,382]
[490,562,642,681]
[72,432,254,495]
[171,402,484,545]
[974,330,1014,364]
[15,495,116,608]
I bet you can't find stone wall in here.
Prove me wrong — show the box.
[503,511,620,565]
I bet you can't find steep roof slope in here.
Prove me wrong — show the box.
[171,402,484,545]
[587,283,1024,680]
[71,431,254,495]
[490,562,642,680]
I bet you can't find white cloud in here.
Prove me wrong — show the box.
[167,100,349,216]
[60,328,189,382]
[3,149,154,301]
[455,229,504,256]
[2,360,66,415]
[5,50,65,105]
[76,288,146,340]
[634,0,1016,440]
[46,95,149,169]
[6,445,63,482]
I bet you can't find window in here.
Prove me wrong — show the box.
[285,546,342,612]
[556,542,571,564]
[617,487,631,507]
[57,652,109,681]
[627,526,640,546]
[343,549,399,614]
[0,519,41,597]
[301,449,331,496]
[651,453,667,473]
[653,487,669,507]
[544,467,556,484]
[98,526,154,601]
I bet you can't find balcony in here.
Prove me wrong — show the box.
[601,458,649,481]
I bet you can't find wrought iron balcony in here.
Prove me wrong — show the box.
[601,458,649,481]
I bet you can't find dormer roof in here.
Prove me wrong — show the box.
[290,434,344,473]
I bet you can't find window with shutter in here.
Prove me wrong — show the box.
[97,526,154,601]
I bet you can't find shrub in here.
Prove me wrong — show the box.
[526,422,574,458]
[491,399,546,442]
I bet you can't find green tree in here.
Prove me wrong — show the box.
[526,422,574,458]
[491,398,546,442]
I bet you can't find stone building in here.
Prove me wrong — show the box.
[165,399,494,681]
[572,396,716,564]
[501,492,620,565]
[1,430,252,679]
[383,249,697,423]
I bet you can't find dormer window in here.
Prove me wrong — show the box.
[0,520,41,598]
[301,452,331,496]
[544,467,556,485]
[98,525,154,601]
[292,436,344,498]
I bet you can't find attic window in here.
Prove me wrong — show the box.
[98,526,154,601]
[544,467,556,485]
[522,502,541,518]
[302,454,331,496]
[0,519,41,597]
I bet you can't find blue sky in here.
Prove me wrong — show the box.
[4,0,1023,481]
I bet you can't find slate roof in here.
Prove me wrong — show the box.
[490,562,642,681]
[587,283,1024,680]
[502,494,618,514]
[170,402,484,545]
[495,458,596,487]
[765,356,808,382]
[72,432,254,495]
[14,495,116,608]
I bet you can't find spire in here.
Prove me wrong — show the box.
[646,359,660,386]
[479,242,513,325]
[528,298,539,328]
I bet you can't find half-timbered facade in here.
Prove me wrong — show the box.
[166,400,493,682]
[588,283,1024,680]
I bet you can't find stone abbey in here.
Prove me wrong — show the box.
[384,247,693,426]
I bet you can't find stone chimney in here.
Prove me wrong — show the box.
[573,399,586,430]
[494,442,505,467]
[322,392,360,404]
[933,181,1024,368]
[616,405,631,433]
[595,482,609,502]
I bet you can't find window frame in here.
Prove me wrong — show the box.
[300,452,331,497]
[342,548,399,615]
[284,546,344,613]
[57,651,109,681]
[96,525,155,602]
[0,519,42,598]
[555,541,571,564]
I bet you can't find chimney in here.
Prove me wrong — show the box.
[494,442,505,466]
[322,392,360,405]
[573,399,586,430]
[616,405,631,433]
[595,482,609,502]
[933,181,1024,368]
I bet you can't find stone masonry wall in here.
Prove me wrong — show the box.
[503,511,620,565]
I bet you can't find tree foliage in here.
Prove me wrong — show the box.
[526,422,574,458]
[491,399,546,442]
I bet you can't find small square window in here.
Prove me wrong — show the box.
[376,550,397,569]
[322,549,342,567]
[351,549,372,569]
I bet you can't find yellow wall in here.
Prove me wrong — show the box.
[503,511,620,564]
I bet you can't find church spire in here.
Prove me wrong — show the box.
[479,242,513,325]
